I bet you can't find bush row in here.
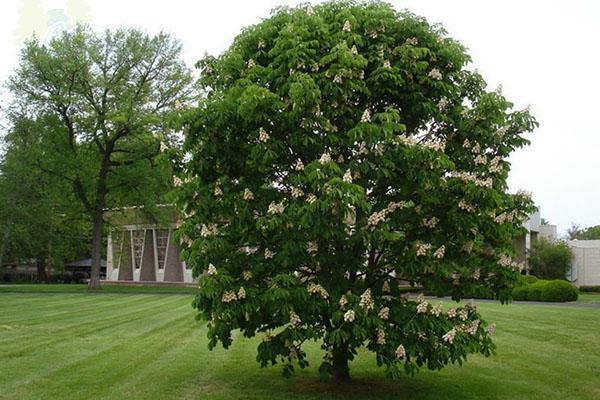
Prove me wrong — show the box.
[512,278,578,302]
[579,286,600,293]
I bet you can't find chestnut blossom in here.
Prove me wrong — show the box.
[437,97,449,111]
[291,186,304,198]
[344,309,355,322]
[383,60,391,68]
[247,58,256,68]
[361,109,371,123]
[422,217,438,228]
[447,308,457,318]
[206,263,217,276]
[381,281,390,293]
[350,45,358,55]
[307,241,318,255]
[289,311,302,327]
[237,287,246,300]
[200,223,219,238]
[306,194,317,204]
[267,201,285,214]
[487,323,496,335]
[264,248,275,259]
[395,344,406,359]
[214,185,223,197]
[339,295,348,308]
[342,20,352,32]
[416,301,429,314]
[378,307,389,320]
[242,270,252,281]
[433,245,445,259]
[376,329,386,345]
[343,169,353,183]
[428,68,442,80]
[431,303,443,317]
[442,328,456,344]
[222,290,238,303]
[258,127,269,143]
[319,152,332,164]
[243,188,254,200]
[359,289,375,311]
[333,74,343,84]
[294,159,304,171]
[415,242,432,256]
[307,283,329,299]
[458,199,475,213]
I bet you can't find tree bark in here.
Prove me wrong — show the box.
[332,343,351,382]
[36,258,48,282]
[88,211,104,290]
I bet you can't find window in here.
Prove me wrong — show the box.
[132,230,145,269]
[155,229,169,270]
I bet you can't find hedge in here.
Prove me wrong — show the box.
[512,279,578,302]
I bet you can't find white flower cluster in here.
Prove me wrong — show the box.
[437,97,450,111]
[405,37,418,46]
[471,143,481,154]
[351,45,358,55]
[489,156,503,173]
[463,138,471,149]
[422,138,446,152]
[319,152,332,164]
[222,290,238,303]
[516,189,532,200]
[258,127,269,143]
[267,201,285,214]
[462,241,474,253]
[214,185,223,197]
[367,210,387,228]
[433,245,445,259]
[342,20,352,32]
[415,242,432,256]
[307,283,329,299]
[344,309,355,322]
[474,154,487,165]
[458,309,469,321]
[449,171,493,188]
[289,311,302,327]
[306,194,317,204]
[291,186,304,198]
[422,217,439,228]
[416,300,429,314]
[487,323,496,335]
[376,329,386,345]
[237,287,246,300]
[428,68,442,80]
[447,308,457,318]
[306,241,318,255]
[431,303,443,317]
[466,319,480,335]
[383,60,391,69]
[442,328,456,344]
[247,58,256,68]
[339,295,348,308]
[381,281,390,293]
[343,169,353,183]
[378,306,389,320]
[333,74,343,84]
[294,159,304,171]
[497,254,521,270]
[264,248,275,259]
[458,199,475,213]
[472,269,481,281]
[359,289,375,311]
[242,270,252,281]
[387,201,409,212]
[206,263,217,276]
[243,188,254,200]
[361,109,371,123]
[395,344,406,359]
[257,39,266,49]
[495,126,509,137]
[200,223,219,238]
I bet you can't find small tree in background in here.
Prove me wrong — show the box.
[177,1,536,380]
[528,239,572,280]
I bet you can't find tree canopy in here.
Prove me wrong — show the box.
[6,26,194,288]
[528,239,573,280]
[177,1,537,380]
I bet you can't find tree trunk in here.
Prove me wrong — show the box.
[332,343,350,382]
[0,226,10,271]
[36,259,48,282]
[89,212,104,290]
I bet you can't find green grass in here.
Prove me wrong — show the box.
[0,283,198,295]
[1,287,599,399]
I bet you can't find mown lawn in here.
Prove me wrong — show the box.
[1,286,599,400]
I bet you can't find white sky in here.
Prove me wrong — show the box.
[1,0,599,234]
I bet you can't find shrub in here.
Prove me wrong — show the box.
[579,286,600,293]
[528,239,573,280]
[540,280,578,302]
[512,279,578,302]
[518,274,538,286]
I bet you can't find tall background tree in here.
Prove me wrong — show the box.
[528,239,573,280]
[0,114,89,280]
[177,1,536,381]
[7,26,194,288]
